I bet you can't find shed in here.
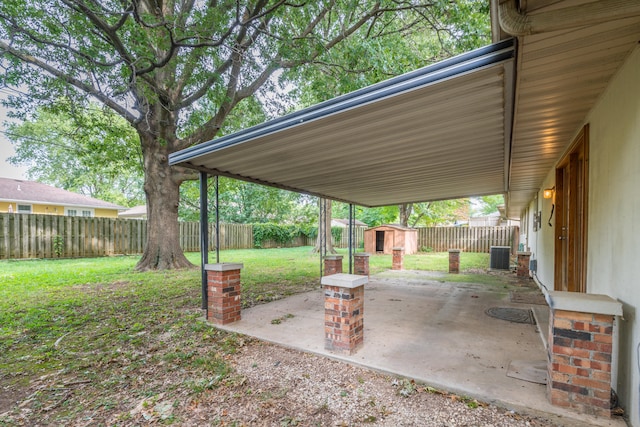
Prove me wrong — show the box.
[364,225,418,255]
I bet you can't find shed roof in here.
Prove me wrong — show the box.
[366,224,417,232]
[0,178,124,210]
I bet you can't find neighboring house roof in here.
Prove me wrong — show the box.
[118,205,147,218]
[331,218,367,227]
[0,178,124,210]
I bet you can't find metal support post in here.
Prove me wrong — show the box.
[215,175,220,263]
[348,203,353,274]
[199,172,209,310]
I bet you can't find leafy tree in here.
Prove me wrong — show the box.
[6,105,144,207]
[0,0,463,270]
[333,203,397,227]
[179,177,316,224]
[377,199,470,228]
[407,199,470,227]
[474,194,505,216]
[288,0,490,107]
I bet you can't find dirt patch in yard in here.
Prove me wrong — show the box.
[0,381,30,415]
[0,340,560,426]
[1,339,570,426]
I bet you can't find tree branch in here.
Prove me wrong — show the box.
[175,2,270,109]
[0,40,138,124]
[60,0,134,67]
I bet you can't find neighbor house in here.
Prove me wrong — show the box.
[468,210,518,227]
[169,0,640,423]
[0,177,124,218]
[469,212,501,227]
[118,205,147,220]
[330,218,367,228]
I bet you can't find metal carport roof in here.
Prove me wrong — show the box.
[170,39,516,208]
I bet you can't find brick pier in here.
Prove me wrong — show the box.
[517,251,531,278]
[324,255,343,275]
[354,253,370,277]
[392,247,404,270]
[322,273,368,355]
[547,292,622,417]
[205,263,243,325]
[448,249,460,274]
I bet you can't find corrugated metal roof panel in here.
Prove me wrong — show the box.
[171,40,515,207]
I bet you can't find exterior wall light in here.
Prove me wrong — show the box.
[543,187,555,199]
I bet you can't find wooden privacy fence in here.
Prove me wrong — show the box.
[0,213,517,260]
[0,214,258,259]
[336,226,366,249]
[0,213,146,260]
[180,222,254,252]
[417,226,519,253]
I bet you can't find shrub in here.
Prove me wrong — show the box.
[53,235,65,257]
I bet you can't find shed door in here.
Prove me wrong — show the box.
[375,231,385,252]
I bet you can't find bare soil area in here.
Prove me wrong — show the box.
[2,338,568,426]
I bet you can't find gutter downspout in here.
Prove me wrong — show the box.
[498,0,640,36]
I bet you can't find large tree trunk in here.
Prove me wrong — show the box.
[399,203,413,227]
[312,198,336,254]
[135,134,195,271]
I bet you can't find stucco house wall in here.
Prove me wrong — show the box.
[522,46,640,426]
[0,202,119,218]
[525,168,556,291]
[0,178,122,218]
[585,45,640,427]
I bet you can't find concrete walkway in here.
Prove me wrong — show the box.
[217,270,624,427]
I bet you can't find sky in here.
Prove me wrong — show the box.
[0,100,28,180]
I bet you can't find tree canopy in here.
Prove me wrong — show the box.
[473,194,505,216]
[0,0,490,269]
[6,105,144,207]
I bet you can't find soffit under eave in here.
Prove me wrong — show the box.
[504,9,640,219]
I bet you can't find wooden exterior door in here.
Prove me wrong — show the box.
[554,125,589,292]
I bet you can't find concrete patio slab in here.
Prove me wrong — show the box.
[216,270,624,427]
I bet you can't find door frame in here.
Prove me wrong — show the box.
[375,230,385,253]
[554,124,589,292]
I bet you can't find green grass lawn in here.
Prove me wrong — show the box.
[0,247,491,425]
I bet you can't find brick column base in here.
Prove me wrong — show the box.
[517,251,531,278]
[324,255,343,275]
[392,247,404,270]
[354,253,370,277]
[448,249,460,274]
[547,292,622,417]
[322,274,368,355]
[205,263,243,325]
